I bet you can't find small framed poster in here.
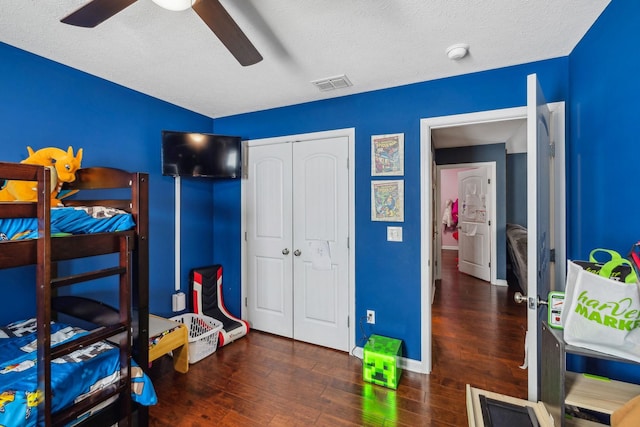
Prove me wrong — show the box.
[371,180,404,222]
[371,133,404,176]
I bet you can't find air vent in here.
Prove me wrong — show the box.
[311,74,353,92]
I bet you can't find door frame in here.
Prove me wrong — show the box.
[240,127,356,352]
[435,162,497,285]
[420,104,566,377]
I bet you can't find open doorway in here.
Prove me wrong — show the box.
[419,104,566,376]
[435,162,498,286]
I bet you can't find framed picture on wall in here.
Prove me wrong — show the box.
[371,133,404,176]
[371,180,404,222]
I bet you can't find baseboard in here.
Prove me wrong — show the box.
[495,279,508,287]
[352,346,425,374]
[442,245,458,251]
[400,356,424,373]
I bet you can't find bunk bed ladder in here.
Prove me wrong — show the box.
[130,172,150,426]
[131,172,149,362]
[47,233,133,426]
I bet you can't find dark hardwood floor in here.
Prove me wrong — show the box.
[148,250,527,426]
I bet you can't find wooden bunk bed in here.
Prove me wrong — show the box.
[0,161,150,426]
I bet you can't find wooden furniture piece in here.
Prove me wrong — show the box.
[466,385,553,427]
[0,162,149,426]
[541,321,640,426]
[149,315,189,374]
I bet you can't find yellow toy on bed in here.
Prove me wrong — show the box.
[0,146,83,206]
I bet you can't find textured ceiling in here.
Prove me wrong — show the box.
[0,1,610,118]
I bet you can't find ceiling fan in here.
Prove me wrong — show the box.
[60,0,263,66]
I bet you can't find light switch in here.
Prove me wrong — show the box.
[387,226,403,242]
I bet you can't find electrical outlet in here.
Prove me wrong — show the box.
[366,309,375,324]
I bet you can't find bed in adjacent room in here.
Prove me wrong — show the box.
[506,223,528,292]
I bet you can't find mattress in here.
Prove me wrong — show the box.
[0,206,135,241]
[0,318,156,426]
[506,223,528,291]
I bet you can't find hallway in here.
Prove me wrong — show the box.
[431,249,528,398]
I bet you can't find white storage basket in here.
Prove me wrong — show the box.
[170,313,223,364]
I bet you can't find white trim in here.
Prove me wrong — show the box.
[420,120,434,373]
[353,347,424,374]
[240,148,247,317]
[442,245,458,251]
[526,74,541,401]
[426,106,528,130]
[241,127,356,353]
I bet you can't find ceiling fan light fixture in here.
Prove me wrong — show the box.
[151,0,195,12]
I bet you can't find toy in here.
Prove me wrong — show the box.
[0,146,83,206]
[363,334,403,389]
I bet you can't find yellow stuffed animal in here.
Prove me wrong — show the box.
[0,146,83,206]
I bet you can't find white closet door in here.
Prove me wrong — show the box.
[246,142,293,338]
[246,136,350,352]
[292,137,349,351]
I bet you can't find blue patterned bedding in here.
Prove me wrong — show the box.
[0,318,156,426]
[0,207,135,241]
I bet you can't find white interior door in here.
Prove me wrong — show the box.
[526,73,552,401]
[292,137,349,350]
[457,167,491,282]
[245,142,293,338]
[246,135,350,352]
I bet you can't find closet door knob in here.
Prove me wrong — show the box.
[282,248,290,255]
[294,249,301,256]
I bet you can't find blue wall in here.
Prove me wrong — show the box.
[0,42,215,322]
[565,0,640,383]
[568,0,639,258]
[213,60,569,361]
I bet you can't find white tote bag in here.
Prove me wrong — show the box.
[562,253,640,362]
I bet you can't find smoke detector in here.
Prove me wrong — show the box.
[311,74,353,92]
[446,43,469,60]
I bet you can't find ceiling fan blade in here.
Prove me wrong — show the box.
[61,0,138,28]
[193,0,263,66]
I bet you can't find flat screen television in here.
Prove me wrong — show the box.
[161,130,242,179]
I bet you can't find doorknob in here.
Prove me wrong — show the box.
[514,292,527,304]
[514,292,548,310]
[294,249,301,256]
[282,248,290,255]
